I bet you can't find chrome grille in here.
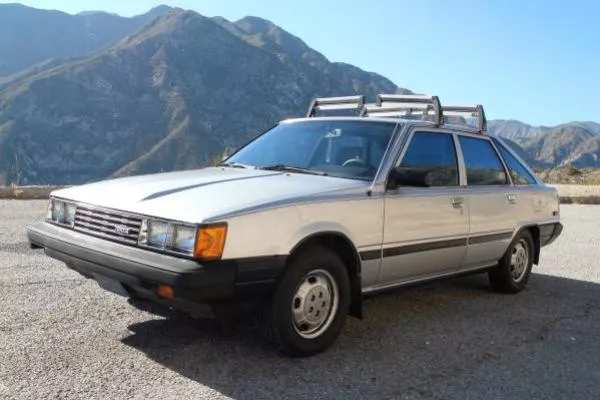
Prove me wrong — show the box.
[74,205,142,245]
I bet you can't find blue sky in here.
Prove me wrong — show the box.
[3,0,599,126]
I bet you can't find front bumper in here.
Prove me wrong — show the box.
[27,222,286,316]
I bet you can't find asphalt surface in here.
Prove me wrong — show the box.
[1,200,599,400]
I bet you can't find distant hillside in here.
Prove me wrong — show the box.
[489,120,600,139]
[495,137,543,168]
[491,121,600,169]
[214,16,411,97]
[0,9,407,185]
[488,120,551,141]
[519,126,597,167]
[0,3,173,75]
[537,167,600,185]
[0,4,598,185]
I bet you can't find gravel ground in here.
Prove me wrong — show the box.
[1,200,599,400]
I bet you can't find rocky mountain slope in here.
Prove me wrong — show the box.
[492,122,600,169]
[0,3,173,76]
[0,8,406,185]
[0,4,598,185]
[488,120,551,141]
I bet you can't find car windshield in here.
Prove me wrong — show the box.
[224,120,398,181]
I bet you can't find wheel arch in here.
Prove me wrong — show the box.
[288,231,363,319]
[514,224,541,265]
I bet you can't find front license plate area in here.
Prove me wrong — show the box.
[93,273,129,297]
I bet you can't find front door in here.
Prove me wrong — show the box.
[376,130,469,287]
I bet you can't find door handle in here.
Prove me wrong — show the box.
[451,196,464,208]
[507,193,517,204]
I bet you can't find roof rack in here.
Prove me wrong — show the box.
[442,105,487,132]
[361,94,443,125]
[304,94,488,134]
[306,95,365,117]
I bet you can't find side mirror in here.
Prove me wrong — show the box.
[387,167,431,190]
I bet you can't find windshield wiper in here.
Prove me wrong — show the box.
[217,162,253,169]
[259,164,328,176]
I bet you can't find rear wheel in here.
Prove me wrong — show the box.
[489,230,534,293]
[259,246,350,357]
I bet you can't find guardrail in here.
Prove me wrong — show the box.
[0,186,65,199]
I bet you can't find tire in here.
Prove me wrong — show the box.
[488,230,534,293]
[259,246,351,357]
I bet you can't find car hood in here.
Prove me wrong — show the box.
[52,167,369,223]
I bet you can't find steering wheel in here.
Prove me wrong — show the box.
[342,158,368,167]
[341,158,377,175]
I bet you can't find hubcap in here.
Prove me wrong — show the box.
[510,239,529,282]
[291,269,339,339]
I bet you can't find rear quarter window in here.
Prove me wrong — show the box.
[495,141,538,185]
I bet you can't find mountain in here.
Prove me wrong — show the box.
[0,3,174,76]
[0,58,66,91]
[487,120,551,141]
[0,9,408,185]
[488,120,600,141]
[519,125,596,166]
[496,137,543,168]
[491,121,600,169]
[214,16,409,97]
[560,121,600,135]
[0,4,597,185]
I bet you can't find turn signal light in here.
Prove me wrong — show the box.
[157,285,174,299]
[194,224,227,261]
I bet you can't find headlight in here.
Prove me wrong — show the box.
[48,199,76,227]
[139,219,227,260]
[139,219,195,255]
[172,225,196,254]
[147,220,173,247]
[65,203,76,225]
[52,200,65,222]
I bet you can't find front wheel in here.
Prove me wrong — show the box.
[489,230,534,293]
[259,246,350,357]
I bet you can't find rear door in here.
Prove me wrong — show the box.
[457,134,515,268]
[376,130,469,286]
[494,139,545,221]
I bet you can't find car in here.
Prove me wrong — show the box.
[27,94,563,357]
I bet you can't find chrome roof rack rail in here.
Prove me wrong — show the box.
[442,105,487,133]
[361,94,443,126]
[306,95,365,117]
[304,94,487,133]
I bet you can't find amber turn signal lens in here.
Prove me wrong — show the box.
[194,224,227,261]
[157,285,174,299]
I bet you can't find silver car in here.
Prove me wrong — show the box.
[28,94,562,357]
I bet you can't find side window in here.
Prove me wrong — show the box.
[398,131,459,186]
[459,136,508,185]
[496,142,537,185]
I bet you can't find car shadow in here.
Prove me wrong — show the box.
[121,272,600,399]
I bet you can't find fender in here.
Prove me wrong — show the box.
[288,229,363,319]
